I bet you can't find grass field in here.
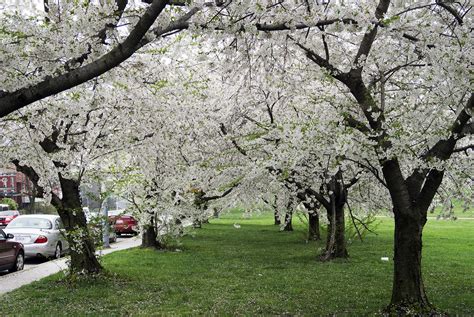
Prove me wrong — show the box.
[1,211,473,316]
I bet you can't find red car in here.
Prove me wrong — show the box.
[0,210,20,228]
[0,228,25,273]
[114,215,138,236]
[107,210,138,236]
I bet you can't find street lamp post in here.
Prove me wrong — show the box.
[102,196,110,249]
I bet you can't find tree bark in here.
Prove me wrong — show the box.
[52,175,102,274]
[386,210,433,314]
[282,212,293,231]
[308,211,321,241]
[274,210,281,225]
[303,201,321,241]
[320,202,348,260]
[320,172,348,261]
[380,159,437,313]
[142,225,160,248]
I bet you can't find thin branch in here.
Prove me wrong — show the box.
[346,200,363,242]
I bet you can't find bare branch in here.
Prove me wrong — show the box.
[436,0,464,25]
[351,0,390,76]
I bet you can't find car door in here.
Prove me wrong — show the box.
[0,229,15,268]
[0,229,8,267]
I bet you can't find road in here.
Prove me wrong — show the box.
[0,236,135,277]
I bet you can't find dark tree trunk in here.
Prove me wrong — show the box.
[282,196,294,231]
[274,211,281,225]
[381,160,435,314]
[52,175,102,274]
[141,213,159,248]
[308,212,321,241]
[320,172,348,261]
[271,195,281,225]
[142,225,160,248]
[387,211,433,313]
[283,212,293,231]
[320,203,348,260]
[303,201,321,241]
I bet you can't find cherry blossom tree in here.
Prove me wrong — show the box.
[0,0,226,117]
[203,0,472,312]
[0,0,471,312]
[0,62,159,273]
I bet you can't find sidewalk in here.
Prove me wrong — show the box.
[0,237,141,296]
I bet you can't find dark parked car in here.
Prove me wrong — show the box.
[0,228,24,273]
[0,210,20,228]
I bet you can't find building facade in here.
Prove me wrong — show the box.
[0,167,34,208]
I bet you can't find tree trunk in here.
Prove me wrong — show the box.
[320,203,348,260]
[53,176,102,274]
[283,212,293,231]
[320,172,348,261]
[142,225,159,248]
[308,212,321,241]
[274,211,281,225]
[381,160,436,314]
[303,201,321,241]
[386,210,434,314]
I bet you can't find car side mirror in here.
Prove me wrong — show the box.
[6,233,14,239]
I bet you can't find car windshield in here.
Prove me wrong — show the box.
[108,210,125,217]
[8,217,53,229]
[0,211,17,216]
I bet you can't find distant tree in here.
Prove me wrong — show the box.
[0,197,18,210]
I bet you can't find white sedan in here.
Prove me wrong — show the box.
[4,215,69,259]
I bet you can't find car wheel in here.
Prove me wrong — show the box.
[9,252,24,273]
[53,243,62,259]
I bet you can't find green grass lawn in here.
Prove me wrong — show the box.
[1,211,473,316]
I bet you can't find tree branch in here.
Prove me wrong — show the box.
[351,0,391,76]
[414,93,473,213]
[220,123,249,157]
[436,1,464,25]
[0,0,169,118]
[11,160,45,198]
[202,184,237,201]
